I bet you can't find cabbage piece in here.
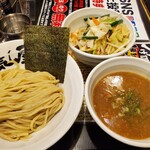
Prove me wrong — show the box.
[87,18,96,26]
[90,26,107,39]
[86,40,94,48]
[98,22,112,32]
[77,27,87,38]
[78,40,86,47]
[108,23,130,46]
[70,33,78,46]
[86,29,94,36]
[120,24,130,37]
[79,45,87,51]
[108,32,120,45]
[116,32,123,42]
[101,16,117,24]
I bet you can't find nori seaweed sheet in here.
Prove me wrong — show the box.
[24,25,70,83]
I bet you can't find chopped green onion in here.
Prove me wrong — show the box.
[82,36,98,40]
[110,19,123,27]
[84,17,99,21]
[101,14,110,18]
[84,18,88,21]
[83,25,90,36]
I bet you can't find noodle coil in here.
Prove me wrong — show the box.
[0,64,64,141]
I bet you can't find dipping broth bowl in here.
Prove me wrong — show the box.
[85,56,150,147]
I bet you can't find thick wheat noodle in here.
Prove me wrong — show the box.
[0,62,64,141]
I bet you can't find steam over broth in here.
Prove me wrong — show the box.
[93,72,150,139]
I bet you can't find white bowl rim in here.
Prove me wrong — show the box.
[62,7,136,59]
[0,39,85,150]
[85,56,150,148]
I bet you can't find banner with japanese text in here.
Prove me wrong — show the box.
[89,0,149,40]
[38,0,149,41]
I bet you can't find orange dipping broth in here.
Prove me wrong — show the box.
[93,71,150,139]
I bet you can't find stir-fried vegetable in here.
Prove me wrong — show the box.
[70,14,131,55]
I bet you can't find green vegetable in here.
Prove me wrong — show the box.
[124,90,141,115]
[82,36,98,40]
[70,15,130,55]
[92,49,97,54]
[101,14,110,18]
[83,25,90,36]
[84,15,110,21]
[110,19,123,27]
[84,17,98,21]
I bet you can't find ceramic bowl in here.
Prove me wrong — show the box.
[0,39,84,150]
[62,8,136,66]
[85,56,150,147]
